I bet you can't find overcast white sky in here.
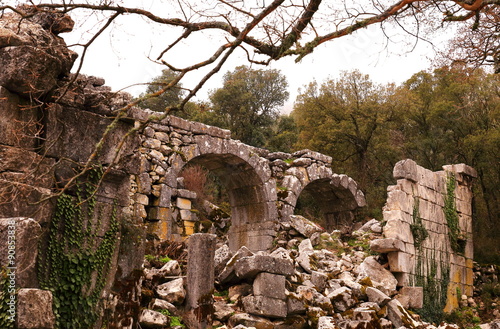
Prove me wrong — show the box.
[22,0,453,112]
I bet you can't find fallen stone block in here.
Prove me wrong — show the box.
[217,246,254,284]
[365,287,391,306]
[156,278,185,304]
[386,299,420,328]
[357,256,398,293]
[242,295,287,318]
[235,255,294,279]
[287,292,306,315]
[214,300,235,321]
[327,287,357,312]
[228,312,274,329]
[16,288,55,329]
[253,272,286,299]
[139,309,169,328]
[289,215,323,238]
[274,315,307,329]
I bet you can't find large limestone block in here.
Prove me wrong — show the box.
[16,288,55,329]
[242,295,288,318]
[0,218,41,287]
[370,238,405,253]
[253,272,286,299]
[357,256,398,293]
[139,309,169,328]
[217,246,254,284]
[289,215,323,238]
[235,255,294,279]
[387,251,412,273]
[393,159,418,182]
[156,278,185,304]
[386,299,420,328]
[398,286,423,309]
[365,287,391,306]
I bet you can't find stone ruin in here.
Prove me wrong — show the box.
[0,7,490,329]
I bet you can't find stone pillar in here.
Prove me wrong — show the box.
[184,233,216,329]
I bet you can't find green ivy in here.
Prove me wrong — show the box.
[0,268,15,329]
[410,197,429,248]
[444,172,465,254]
[414,249,450,323]
[38,167,119,329]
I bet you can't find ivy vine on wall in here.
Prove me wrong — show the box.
[444,172,465,254]
[37,167,119,329]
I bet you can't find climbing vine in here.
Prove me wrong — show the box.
[414,248,450,323]
[410,197,428,249]
[444,172,465,254]
[0,268,15,329]
[38,167,119,329]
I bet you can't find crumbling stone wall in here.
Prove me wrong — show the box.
[128,109,365,252]
[0,7,478,329]
[372,159,476,312]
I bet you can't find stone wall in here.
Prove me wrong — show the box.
[128,109,366,252]
[372,159,476,312]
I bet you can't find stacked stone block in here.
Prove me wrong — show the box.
[374,159,476,312]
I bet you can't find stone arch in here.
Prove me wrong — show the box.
[164,135,278,252]
[279,160,366,231]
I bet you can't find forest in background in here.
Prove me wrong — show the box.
[139,64,500,265]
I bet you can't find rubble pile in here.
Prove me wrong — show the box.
[137,216,469,329]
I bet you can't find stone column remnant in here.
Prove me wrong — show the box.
[184,233,217,329]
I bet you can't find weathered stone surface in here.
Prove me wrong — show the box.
[215,244,233,276]
[185,233,216,328]
[327,287,357,312]
[274,315,307,329]
[297,285,333,310]
[156,278,185,304]
[139,309,169,328]
[365,287,391,306]
[235,255,294,279]
[218,246,254,284]
[242,295,288,318]
[289,215,323,238]
[214,300,235,321]
[0,87,39,148]
[157,260,182,277]
[149,298,177,314]
[287,293,306,315]
[318,316,337,329]
[352,307,377,321]
[370,238,404,253]
[253,272,286,299]
[0,218,41,287]
[357,257,398,293]
[386,299,419,328]
[393,159,418,182]
[16,288,55,329]
[398,286,424,309]
[228,313,274,329]
[0,12,77,97]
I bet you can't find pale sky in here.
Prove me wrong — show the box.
[20,1,453,113]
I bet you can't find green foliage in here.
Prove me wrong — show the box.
[138,69,184,112]
[292,70,404,218]
[411,198,429,248]
[265,115,299,152]
[444,306,482,329]
[445,172,466,254]
[209,65,289,147]
[170,315,185,327]
[38,167,119,329]
[413,250,450,323]
[0,268,15,329]
[159,256,172,263]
